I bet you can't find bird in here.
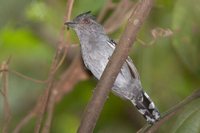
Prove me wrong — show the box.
[65,11,160,123]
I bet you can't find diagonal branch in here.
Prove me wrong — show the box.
[77,0,154,133]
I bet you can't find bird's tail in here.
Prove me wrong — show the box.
[131,91,160,124]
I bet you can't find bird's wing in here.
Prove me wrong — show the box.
[125,57,140,80]
[107,39,116,49]
[107,39,140,80]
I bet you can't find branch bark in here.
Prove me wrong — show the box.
[1,60,12,133]
[39,0,75,132]
[77,0,154,133]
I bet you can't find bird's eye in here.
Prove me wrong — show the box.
[82,18,90,24]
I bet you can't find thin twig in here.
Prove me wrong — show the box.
[77,0,154,132]
[55,54,89,101]
[0,72,4,96]
[12,0,82,132]
[9,70,48,84]
[137,89,200,133]
[97,0,116,22]
[13,95,43,133]
[34,50,60,133]
[34,0,76,131]
[13,110,36,133]
[12,55,88,133]
[1,60,12,133]
[104,0,135,33]
[136,27,173,47]
[40,0,75,133]
[54,48,67,72]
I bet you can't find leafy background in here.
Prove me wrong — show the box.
[0,0,200,132]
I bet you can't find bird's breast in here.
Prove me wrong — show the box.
[80,41,113,79]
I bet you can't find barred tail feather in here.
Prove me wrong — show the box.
[131,91,160,124]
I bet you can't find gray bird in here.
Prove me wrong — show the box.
[65,11,160,123]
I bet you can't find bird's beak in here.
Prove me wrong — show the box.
[64,21,76,29]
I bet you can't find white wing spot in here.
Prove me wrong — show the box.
[144,92,150,99]
[107,40,115,49]
[149,102,155,109]
[138,109,146,115]
[131,99,136,105]
[146,115,156,123]
[153,110,160,120]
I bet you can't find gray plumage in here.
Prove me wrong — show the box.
[65,11,160,123]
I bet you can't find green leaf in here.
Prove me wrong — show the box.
[52,113,79,133]
[25,1,48,22]
[72,0,106,16]
[0,25,53,60]
[172,0,200,78]
[171,99,200,133]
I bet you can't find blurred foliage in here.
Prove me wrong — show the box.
[0,0,200,133]
[172,0,200,78]
[171,99,200,133]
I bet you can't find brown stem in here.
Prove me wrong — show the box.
[55,54,89,101]
[34,67,56,133]
[9,70,48,84]
[42,0,74,133]
[12,54,88,133]
[97,0,114,22]
[1,60,12,133]
[77,0,154,133]
[13,104,38,133]
[104,0,135,33]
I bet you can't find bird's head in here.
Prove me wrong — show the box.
[65,11,105,36]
